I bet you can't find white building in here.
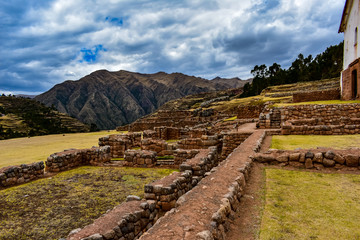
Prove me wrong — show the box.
[339,0,360,100]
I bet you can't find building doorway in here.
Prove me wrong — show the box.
[352,69,358,99]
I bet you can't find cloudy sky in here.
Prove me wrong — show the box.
[1,0,345,95]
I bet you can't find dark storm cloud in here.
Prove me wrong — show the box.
[0,0,346,94]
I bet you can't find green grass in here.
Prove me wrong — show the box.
[166,139,180,143]
[0,166,175,240]
[271,135,360,150]
[223,116,237,121]
[275,99,360,107]
[260,169,360,240]
[112,158,125,161]
[0,130,116,168]
[157,155,175,160]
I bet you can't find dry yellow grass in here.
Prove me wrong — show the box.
[0,130,116,168]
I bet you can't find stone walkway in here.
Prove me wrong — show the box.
[139,129,264,240]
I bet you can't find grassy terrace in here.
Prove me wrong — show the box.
[271,135,360,150]
[260,169,360,239]
[0,130,116,168]
[0,166,175,240]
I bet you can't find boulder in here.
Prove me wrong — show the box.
[305,158,313,169]
[324,150,335,160]
[345,154,359,167]
[323,158,335,167]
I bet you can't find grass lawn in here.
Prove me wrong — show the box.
[260,168,360,240]
[0,166,175,240]
[0,130,116,168]
[271,135,360,150]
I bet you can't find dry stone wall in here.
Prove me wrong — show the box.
[45,146,111,172]
[0,162,45,188]
[68,200,159,240]
[292,89,340,103]
[252,149,360,169]
[99,132,142,158]
[177,135,219,150]
[221,132,252,159]
[173,149,200,165]
[141,138,176,156]
[124,150,157,168]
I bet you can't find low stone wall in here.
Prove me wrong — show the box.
[141,138,176,156]
[68,200,159,240]
[177,135,219,150]
[45,146,111,172]
[173,149,200,165]
[154,127,181,140]
[292,88,340,103]
[124,150,157,167]
[237,104,264,119]
[210,161,252,239]
[144,171,193,211]
[0,162,45,188]
[252,149,360,169]
[99,132,142,158]
[257,107,281,129]
[221,132,252,159]
[179,147,218,182]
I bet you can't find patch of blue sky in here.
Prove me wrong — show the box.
[79,45,107,63]
[105,16,124,26]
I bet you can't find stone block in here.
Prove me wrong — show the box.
[345,155,359,167]
[305,158,313,169]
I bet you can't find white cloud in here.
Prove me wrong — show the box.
[0,0,346,94]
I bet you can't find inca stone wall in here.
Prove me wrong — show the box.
[177,135,219,150]
[221,132,253,159]
[45,146,111,172]
[0,162,45,188]
[292,89,340,103]
[124,150,157,167]
[99,132,142,158]
[252,149,360,169]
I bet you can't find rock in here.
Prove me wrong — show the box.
[323,158,335,167]
[324,150,335,160]
[299,153,305,163]
[103,230,115,240]
[289,153,300,161]
[126,195,141,202]
[305,152,314,159]
[313,153,323,163]
[345,154,359,167]
[196,230,214,240]
[68,228,81,236]
[81,233,104,240]
[276,155,289,163]
[333,154,345,165]
[305,158,313,169]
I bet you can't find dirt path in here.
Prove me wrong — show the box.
[237,122,257,132]
[226,163,265,240]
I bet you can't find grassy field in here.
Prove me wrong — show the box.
[0,166,175,240]
[271,135,360,150]
[260,168,360,240]
[0,130,116,168]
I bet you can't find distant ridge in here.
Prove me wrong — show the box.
[35,70,248,129]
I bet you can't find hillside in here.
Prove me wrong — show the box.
[35,70,248,129]
[0,95,89,139]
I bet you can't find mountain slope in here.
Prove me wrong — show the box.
[35,70,248,129]
[0,95,89,139]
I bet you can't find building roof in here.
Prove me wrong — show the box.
[339,0,353,33]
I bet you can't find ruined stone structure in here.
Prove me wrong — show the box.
[45,146,111,172]
[0,162,45,187]
[339,0,360,100]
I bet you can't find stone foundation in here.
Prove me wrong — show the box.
[0,162,45,188]
[99,132,142,158]
[252,149,360,169]
[141,138,176,156]
[124,150,157,167]
[45,146,111,172]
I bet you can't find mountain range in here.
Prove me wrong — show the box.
[35,70,250,129]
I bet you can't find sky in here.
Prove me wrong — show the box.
[0,0,346,95]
